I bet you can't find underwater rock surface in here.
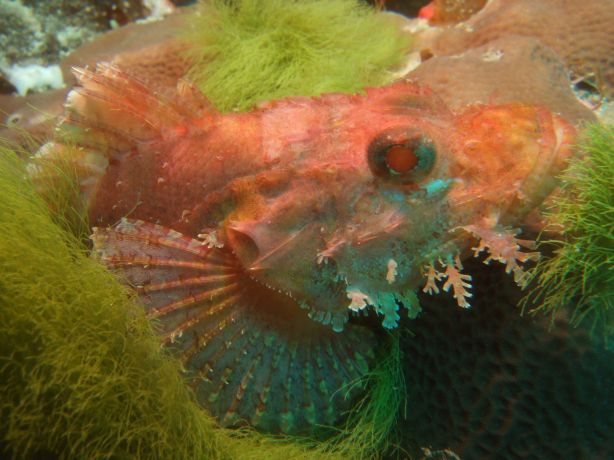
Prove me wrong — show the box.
[0,0,174,94]
[414,0,614,97]
[400,257,614,459]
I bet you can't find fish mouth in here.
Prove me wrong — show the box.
[550,114,576,170]
[525,111,577,201]
[224,223,351,332]
[499,110,577,226]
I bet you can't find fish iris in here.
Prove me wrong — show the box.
[368,130,436,184]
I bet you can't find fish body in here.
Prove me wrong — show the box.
[38,64,575,433]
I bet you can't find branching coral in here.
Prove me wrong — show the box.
[522,123,614,347]
[183,0,411,111]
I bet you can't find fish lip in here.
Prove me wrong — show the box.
[528,112,576,191]
[224,224,261,268]
[501,112,577,225]
[526,110,576,180]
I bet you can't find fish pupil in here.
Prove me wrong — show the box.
[385,144,419,174]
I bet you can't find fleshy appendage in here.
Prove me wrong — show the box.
[91,218,377,434]
[346,286,422,329]
[422,255,473,309]
[422,225,540,307]
[459,224,540,288]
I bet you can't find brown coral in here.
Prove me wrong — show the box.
[407,36,596,126]
[61,11,192,90]
[416,0,614,96]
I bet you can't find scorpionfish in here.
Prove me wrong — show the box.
[35,64,576,434]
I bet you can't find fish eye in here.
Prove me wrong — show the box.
[367,129,436,184]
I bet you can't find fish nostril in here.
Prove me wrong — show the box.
[224,225,261,266]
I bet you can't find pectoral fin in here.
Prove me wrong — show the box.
[92,218,376,434]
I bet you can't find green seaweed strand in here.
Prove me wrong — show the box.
[522,123,614,348]
[183,0,411,112]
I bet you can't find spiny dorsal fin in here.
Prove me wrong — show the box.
[65,63,217,150]
[30,64,218,212]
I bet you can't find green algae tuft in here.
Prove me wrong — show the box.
[0,148,230,460]
[523,123,614,347]
[183,0,411,112]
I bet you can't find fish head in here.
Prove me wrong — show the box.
[221,81,576,331]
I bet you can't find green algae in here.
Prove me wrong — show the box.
[523,123,614,347]
[183,0,411,112]
[327,331,406,458]
[29,143,91,246]
[0,147,230,459]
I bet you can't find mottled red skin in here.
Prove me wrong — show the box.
[53,66,575,331]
